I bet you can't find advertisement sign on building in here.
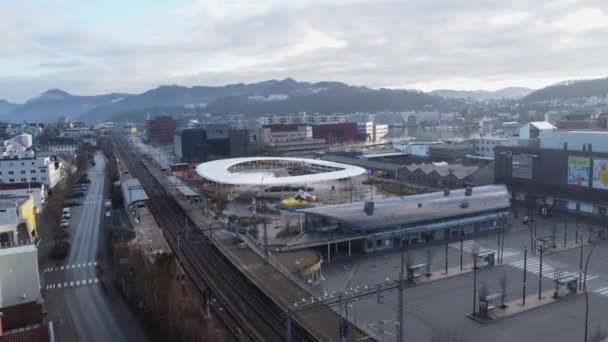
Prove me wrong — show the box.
[592,158,608,190]
[567,157,590,187]
[512,154,533,179]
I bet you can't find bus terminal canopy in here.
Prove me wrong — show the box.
[196,157,366,186]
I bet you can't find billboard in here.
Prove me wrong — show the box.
[567,157,590,187]
[592,159,608,190]
[512,154,533,179]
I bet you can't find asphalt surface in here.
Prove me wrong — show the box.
[42,152,148,342]
[322,213,608,341]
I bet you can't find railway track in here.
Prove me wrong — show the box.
[115,137,317,342]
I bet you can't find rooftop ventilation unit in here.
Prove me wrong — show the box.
[444,189,450,197]
[460,202,469,208]
[465,187,472,196]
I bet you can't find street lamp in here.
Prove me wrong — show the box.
[583,232,600,342]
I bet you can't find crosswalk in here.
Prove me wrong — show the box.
[45,278,98,290]
[43,261,98,273]
[593,286,608,298]
[448,240,519,258]
[509,257,599,282]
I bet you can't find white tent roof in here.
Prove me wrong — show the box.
[196,157,366,186]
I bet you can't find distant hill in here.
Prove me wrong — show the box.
[430,87,533,100]
[87,78,452,122]
[4,89,129,122]
[521,77,608,103]
[0,99,19,117]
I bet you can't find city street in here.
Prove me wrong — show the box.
[41,152,148,342]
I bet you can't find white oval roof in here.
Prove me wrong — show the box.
[196,157,366,186]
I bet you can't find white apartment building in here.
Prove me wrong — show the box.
[0,155,64,188]
[472,137,516,158]
[258,113,350,126]
[258,125,313,145]
[357,122,388,141]
[540,129,608,153]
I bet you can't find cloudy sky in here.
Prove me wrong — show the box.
[2,0,608,102]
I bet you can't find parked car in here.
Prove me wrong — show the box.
[67,192,85,199]
[62,212,71,219]
[62,207,70,214]
[60,219,69,228]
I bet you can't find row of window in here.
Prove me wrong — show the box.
[0,161,38,166]
[0,169,45,175]
[7,177,46,182]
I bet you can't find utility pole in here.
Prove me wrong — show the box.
[579,235,584,290]
[564,216,568,248]
[286,308,292,342]
[460,230,464,271]
[263,219,269,264]
[397,236,405,342]
[538,242,544,300]
[522,246,527,305]
[444,228,449,274]
[472,253,478,315]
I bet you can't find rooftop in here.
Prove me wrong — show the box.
[196,157,366,186]
[300,184,510,231]
[121,178,149,205]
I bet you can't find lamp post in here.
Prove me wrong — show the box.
[583,233,599,342]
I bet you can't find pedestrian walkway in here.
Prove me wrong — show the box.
[43,261,98,273]
[45,278,98,290]
[448,240,519,258]
[509,257,599,282]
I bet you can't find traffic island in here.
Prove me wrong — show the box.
[466,289,581,325]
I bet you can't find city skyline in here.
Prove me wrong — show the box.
[2,0,608,102]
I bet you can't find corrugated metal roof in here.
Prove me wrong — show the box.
[300,184,510,231]
[167,176,199,197]
[121,178,148,205]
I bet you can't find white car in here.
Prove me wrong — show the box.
[62,213,71,219]
[60,219,69,228]
[62,207,70,214]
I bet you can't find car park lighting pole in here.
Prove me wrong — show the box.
[459,230,464,271]
[538,241,544,300]
[522,246,527,305]
[472,253,478,315]
[583,234,598,342]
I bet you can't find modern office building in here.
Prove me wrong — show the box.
[174,125,249,163]
[0,153,64,189]
[357,122,388,141]
[146,116,177,145]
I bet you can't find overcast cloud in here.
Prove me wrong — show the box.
[2,0,608,102]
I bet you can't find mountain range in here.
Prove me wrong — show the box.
[429,87,534,100]
[1,76,607,123]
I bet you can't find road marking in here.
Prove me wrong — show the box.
[509,257,600,282]
[449,240,519,258]
[44,278,102,291]
[43,262,99,273]
[594,286,608,296]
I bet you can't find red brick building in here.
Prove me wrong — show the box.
[146,116,176,145]
[312,122,357,145]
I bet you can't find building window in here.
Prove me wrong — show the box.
[9,178,14,182]
[31,177,36,181]
[41,176,47,181]
[21,178,26,182]
[40,169,46,173]
[8,171,13,175]
[30,170,36,173]
[21,162,24,166]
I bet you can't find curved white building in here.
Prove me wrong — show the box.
[196,157,367,201]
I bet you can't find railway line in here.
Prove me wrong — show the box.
[115,137,317,342]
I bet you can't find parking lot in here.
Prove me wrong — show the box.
[320,212,608,341]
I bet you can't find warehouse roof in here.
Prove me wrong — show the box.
[167,176,200,197]
[121,178,148,205]
[300,184,510,231]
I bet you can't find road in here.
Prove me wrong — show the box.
[42,152,149,342]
